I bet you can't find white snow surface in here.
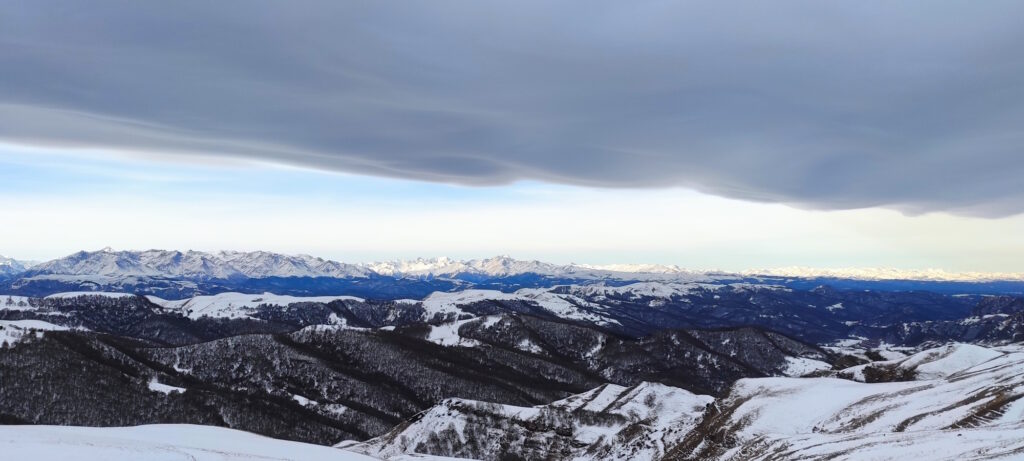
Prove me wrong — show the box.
[0,295,36,310]
[419,287,626,325]
[0,319,72,346]
[418,288,614,325]
[425,317,487,347]
[706,343,1024,460]
[418,290,508,318]
[351,344,1024,461]
[0,424,378,460]
[725,424,1024,461]
[147,292,361,319]
[781,356,832,377]
[147,378,185,395]
[841,343,1004,382]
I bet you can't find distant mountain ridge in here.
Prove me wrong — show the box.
[7,248,1024,283]
[742,266,1024,283]
[23,248,372,280]
[20,249,696,281]
[0,255,35,276]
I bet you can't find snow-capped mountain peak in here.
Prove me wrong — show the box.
[13,248,1024,283]
[25,249,371,280]
[0,255,34,275]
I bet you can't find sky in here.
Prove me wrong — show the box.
[1,1,1023,271]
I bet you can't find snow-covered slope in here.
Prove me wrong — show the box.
[0,294,36,310]
[345,343,1024,460]
[415,280,778,326]
[727,424,1024,461]
[419,287,621,325]
[348,382,713,461]
[147,292,362,320]
[0,424,378,460]
[424,317,490,347]
[0,319,72,346]
[0,281,726,329]
[840,343,1004,381]
[146,288,621,325]
[676,343,1024,460]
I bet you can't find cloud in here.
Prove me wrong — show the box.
[2,1,1024,215]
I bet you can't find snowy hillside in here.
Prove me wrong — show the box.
[725,425,1024,460]
[676,343,1024,460]
[0,281,1003,346]
[839,343,1004,381]
[25,279,762,328]
[147,292,362,320]
[347,382,713,461]
[0,319,72,346]
[341,343,1024,460]
[0,424,378,460]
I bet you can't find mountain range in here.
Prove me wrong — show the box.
[2,249,1024,460]
[7,248,1024,283]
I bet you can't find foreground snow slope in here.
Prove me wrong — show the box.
[342,343,1024,460]
[728,424,1024,461]
[0,424,378,461]
[675,343,1024,460]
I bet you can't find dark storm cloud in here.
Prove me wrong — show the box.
[2,1,1024,215]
